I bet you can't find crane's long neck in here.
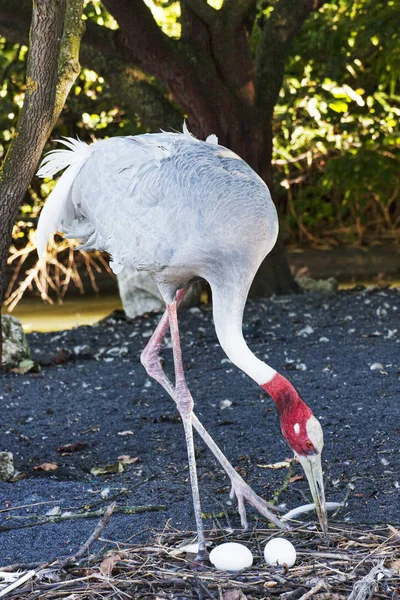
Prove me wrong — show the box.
[210,280,298,408]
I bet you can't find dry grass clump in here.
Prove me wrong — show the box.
[5,233,112,311]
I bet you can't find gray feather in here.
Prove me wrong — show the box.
[39,128,278,290]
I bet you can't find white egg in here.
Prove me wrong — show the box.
[264,538,296,568]
[209,542,253,571]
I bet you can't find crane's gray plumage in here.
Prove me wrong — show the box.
[37,126,278,301]
[36,126,328,554]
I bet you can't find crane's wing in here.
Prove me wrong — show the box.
[37,134,178,272]
[67,135,178,273]
[36,127,274,280]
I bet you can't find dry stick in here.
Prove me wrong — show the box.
[298,579,329,600]
[315,595,346,600]
[5,576,98,600]
[195,578,218,600]
[0,504,166,532]
[353,532,396,570]
[280,588,308,600]
[296,551,353,561]
[1,505,117,597]
[0,570,35,599]
[59,501,116,569]
[0,562,44,573]
[0,500,60,514]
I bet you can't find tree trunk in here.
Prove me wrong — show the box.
[101,0,311,298]
[209,114,299,298]
[0,0,85,369]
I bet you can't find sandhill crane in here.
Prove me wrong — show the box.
[36,126,327,561]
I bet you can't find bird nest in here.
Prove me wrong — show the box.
[2,520,400,600]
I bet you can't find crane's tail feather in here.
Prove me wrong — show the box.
[36,137,92,260]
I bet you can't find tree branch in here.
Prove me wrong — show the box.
[102,0,176,70]
[180,1,211,51]
[208,18,255,106]
[108,66,183,131]
[103,0,219,137]
[182,0,215,24]
[255,0,329,118]
[0,0,232,139]
[0,3,182,133]
[222,0,256,25]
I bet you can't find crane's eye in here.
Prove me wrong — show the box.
[305,440,315,451]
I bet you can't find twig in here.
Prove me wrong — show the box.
[353,532,397,570]
[59,501,116,569]
[195,578,218,600]
[280,588,308,600]
[0,500,60,513]
[0,562,44,573]
[0,570,35,598]
[269,459,296,505]
[0,504,166,532]
[298,579,329,600]
[296,551,353,560]
[315,595,346,600]
[0,524,399,599]
[331,485,352,520]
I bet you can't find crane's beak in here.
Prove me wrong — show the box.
[297,453,328,536]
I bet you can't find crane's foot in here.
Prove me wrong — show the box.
[191,547,208,569]
[229,476,290,531]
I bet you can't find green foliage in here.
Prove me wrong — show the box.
[273,0,400,245]
[83,0,118,29]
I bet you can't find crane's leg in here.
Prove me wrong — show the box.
[141,290,288,531]
[140,287,187,398]
[166,298,206,561]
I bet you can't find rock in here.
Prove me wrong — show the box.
[55,348,71,364]
[296,276,338,293]
[0,452,14,481]
[117,270,202,318]
[1,315,31,370]
[370,362,384,371]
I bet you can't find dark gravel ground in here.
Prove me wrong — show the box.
[1,288,399,567]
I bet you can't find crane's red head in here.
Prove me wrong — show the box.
[261,373,323,456]
[262,373,327,535]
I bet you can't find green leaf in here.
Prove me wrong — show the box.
[329,101,348,113]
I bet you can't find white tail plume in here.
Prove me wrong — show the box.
[36,137,92,259]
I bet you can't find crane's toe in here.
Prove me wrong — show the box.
[230,483,249,530]
[229,478,291,531]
